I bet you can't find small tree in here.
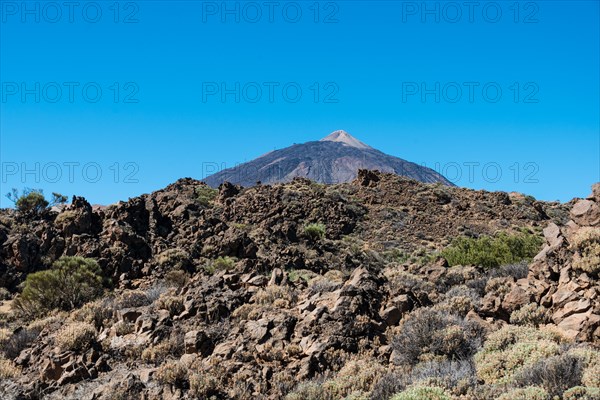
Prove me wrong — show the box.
[6,188,67,215]
[13,256,104,316]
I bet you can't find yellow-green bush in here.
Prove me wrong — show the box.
[390,386,451,400]
[13,256,104,316]
[474,326,563,384]
[496,386,548,400]
[442,231,543,269]
[285,359,385,400]
[195,186,218,206]
[204,256,236,274]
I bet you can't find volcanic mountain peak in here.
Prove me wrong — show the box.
[320,130,373,150]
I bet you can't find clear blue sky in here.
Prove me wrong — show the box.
[1,0,598,206]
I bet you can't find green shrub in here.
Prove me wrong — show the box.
[13,256,104,316]
[391,386,451,400]
[196,186,218,206]
[6,188,67,215]
[442,231,543,269]
[304,223,326,241]
[204,256,236,274]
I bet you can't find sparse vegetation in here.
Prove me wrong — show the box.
[442,230,543,269]
[55,322,96,352]
[204,256,236,274]
[391,386,451,400]
[304,222,326,241]
[391,308,484,366]
[196,185,218,206]
[570,227,600,274]
[6,188,67,215]
[13,256,105,316]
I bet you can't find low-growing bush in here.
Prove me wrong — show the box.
[0,356,20,379]
[442,231,543,269]
[0,327,39,359]
[196,186,218,207]
[156,361,188,387]
[253,285,298,307]
[515,353,583,398]
[391,386,451,400]
[55,322,96,352]
[286,359,385,400]
[304,223,326,241]
[13,256,105,316]
[157,248,191,270]
[474,326,563,384]
[570,227,600,274]
[496,386,548,400]
[391,308,484,366]
[510,303,549,327]
[563,386,600,400]
[204,256,236,274]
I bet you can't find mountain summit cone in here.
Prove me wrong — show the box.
[204,130,453,186]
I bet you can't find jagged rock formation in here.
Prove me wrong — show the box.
[203,130,454,187]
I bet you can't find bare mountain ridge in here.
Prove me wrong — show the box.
[204,130,454,187]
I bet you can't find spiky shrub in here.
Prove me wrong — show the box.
[442,231,543,269]
[304,223,326,241]
[570,227,600,274]
[55,322,96,352]
[13,256,104,316]
[390,386,451,400]
[474,326,563,384]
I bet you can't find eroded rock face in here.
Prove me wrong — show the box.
[526,186,600,341]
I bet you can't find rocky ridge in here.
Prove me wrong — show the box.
[0,171,597,400]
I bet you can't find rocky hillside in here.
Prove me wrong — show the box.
[0,171,598,400]
[203,131,454,187]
